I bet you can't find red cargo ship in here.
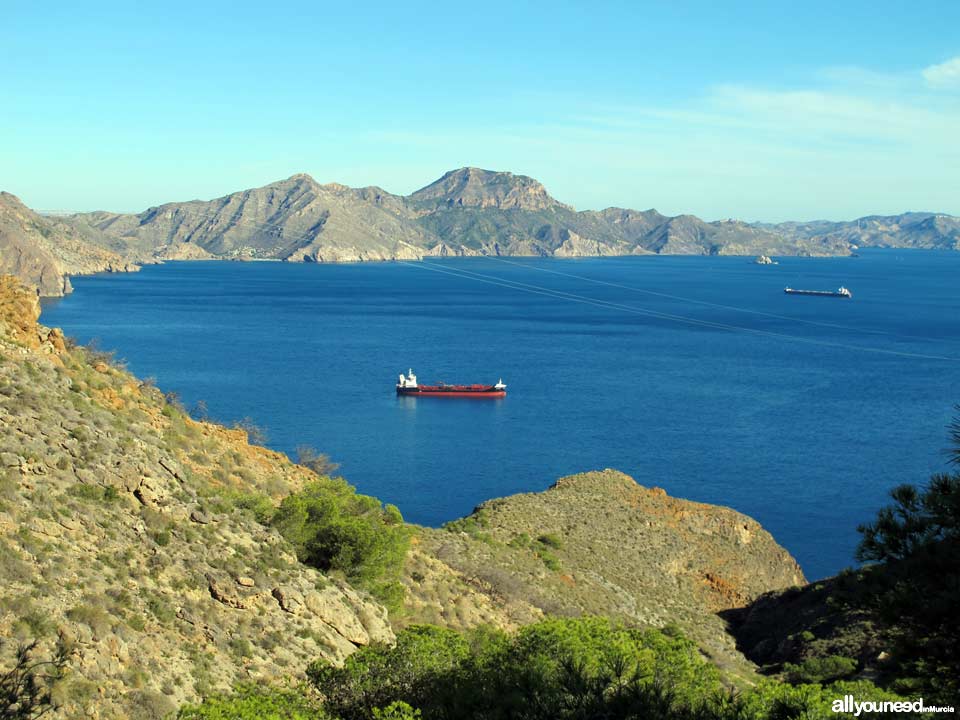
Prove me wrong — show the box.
[396,369,506,398]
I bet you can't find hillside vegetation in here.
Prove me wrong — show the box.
[729,454,960,704]
[0,276,395,718]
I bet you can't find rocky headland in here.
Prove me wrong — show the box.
[0,193,138,297]
[400,469,804,680]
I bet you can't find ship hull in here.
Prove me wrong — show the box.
[784,289,851,298]
[397,386,505,398]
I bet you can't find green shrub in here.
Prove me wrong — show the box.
[373,701,421,720]
[309,618,727,720]
[67,483,118,503]
[177,683,322,719]
[229,636,254,659]
[271,479,410,607]
[854,460,960,701]
[536,549,561,572]
[307,625,470,718]
[783,655,857,684]
[537,533,563,549]
[65,604,112,636]
[507,532,531,548]
[222,491,275,524]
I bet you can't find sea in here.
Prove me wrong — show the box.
[40,250,960,581]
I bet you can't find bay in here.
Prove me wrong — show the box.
[41,250,960,580]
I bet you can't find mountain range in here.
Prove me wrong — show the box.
[2,168,959,296]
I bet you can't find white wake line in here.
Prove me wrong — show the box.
[399,260,957,362]
[487,255,906,339]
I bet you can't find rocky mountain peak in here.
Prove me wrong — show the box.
[286,172,318,184]
[0,191,27,209]
[409,167,570,211]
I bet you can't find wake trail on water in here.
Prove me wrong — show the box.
[399,260,957,362]
[485,256,914,339]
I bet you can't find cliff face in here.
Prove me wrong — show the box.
[0,193,136,297]
[401,469,805,679]
[0,276,392,719]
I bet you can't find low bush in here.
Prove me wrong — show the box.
[309,618,727,720]
[271,478,410,608]
[177,683,323,719]
[783,655,858,684]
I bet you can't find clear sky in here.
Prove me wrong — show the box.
[2,1,958,221]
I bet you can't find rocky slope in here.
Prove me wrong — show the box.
[67,174,430,264]
[0,276,393,719]
[401,469,805,680]
[0,193,136,297]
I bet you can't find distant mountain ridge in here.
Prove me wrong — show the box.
[2,168,958,295]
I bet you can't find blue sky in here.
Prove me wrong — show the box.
[2,1,958,221]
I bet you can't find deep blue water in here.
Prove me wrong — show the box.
[41,251,960,581]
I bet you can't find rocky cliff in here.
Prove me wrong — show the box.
[0,193,136,297]
[0,276,393,719]
[401,469,805,680]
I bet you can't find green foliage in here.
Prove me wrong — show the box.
[735,679,906,720]
[309,618,731,720]
[536,533,563,550]
[854,458,960,701]
[66,483,119,503]
[783,655,857,684]
[65,604,112,636]
[373,701,422,720]
[271,479,410,608]
[188,619,908,720]
[176,683,323,719]
[536,548,561,572]
[507,532,531,549]
[442,509,489,537]
[857,473,959,563]
[308,625,470,718]
[218,491,275,524]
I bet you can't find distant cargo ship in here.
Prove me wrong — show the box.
[396,369,507,398]
[784,286,852,298]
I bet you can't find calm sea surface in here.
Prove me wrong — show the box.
[41,251,960,580]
